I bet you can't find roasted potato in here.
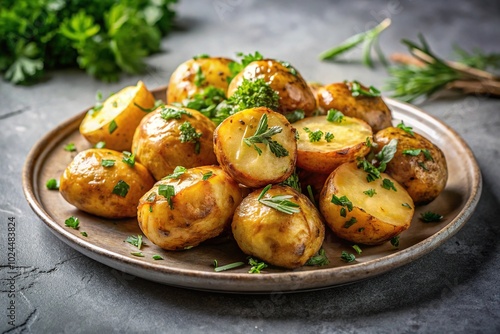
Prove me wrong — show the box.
[316,82,392,132]
[132,106,218,180]
[319,162,414,245]
[214,107,297,188]
[232,185,325,269]
[137,166,243,250]
[293,114,372,174]
[373,126,448,204]
[227,59,317,116]
[59,149,155,218]
[80,81,155,152]
[167,57,233,104]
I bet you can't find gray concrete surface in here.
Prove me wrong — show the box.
[1,0,499,333]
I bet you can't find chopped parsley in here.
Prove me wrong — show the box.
[305,248,329,266]
[331,194,354,212]
[179,121,202,154]
[81,232,88,237]
[112,180,130,197]
[194,66,205,87]
[352,245,362,254]
[95,141,106,149]
[158,184,175,209]
[303,127,323,142]
[397,121,414,136]
[243,114,289,158]
[402,148,434,161]
[202,171,213,181]
[365,137,373,148]
[343,217,357,228]
[420,211,443,223]
[46,178,59,190]
[121,151,135,167]
[326,109,345,123]
[325,132,334,142]
[391,236,400,247]
[350,81,381,97]
[363,189,377,197]
[152,255,164,260]
[193,53,210,60]
[131,252,144,257]
[164,166,187,179]
[64,142,76,152]
[375,139,398,172]
[125,235,143,250]
[340,251,356,263]
[248,257,268,274]
[382,178,397,191]
[182,86,226,121]
[285,110,305,123]
[101,159,115,167]
[278,60,297,76]
[108,120,118,134]
[258,184,300,215]
[229,78,280,111]
[65,216,79,229]
[357,159,381,182]
[160,107,193,120]
[281,171,301,193]
[227,51,264,82]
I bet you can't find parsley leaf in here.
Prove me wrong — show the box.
[305,248,330,266]
[179,121,202,154]
[363,189,377,197]
[202,171,213,181]
[326,109,345,123]
[340,251,356,263]
[158,184,175,209]
[350,81,381,97]
[164,166,187,179]
[375,139,398,172]
[248,257,268,274]
[46,178,60,190]
[122,151,135,167]
[64,143,77,152]
[303,127,323,142]
[65,216,80,229]
[152,255,164,260]
[229,78,280,111]
[390,236,400,247]
[285,110,305,123]
[397,121,414,136]
[227,51,264,82]
[343,217,357,228]
[420,211,443,222]
[194,66,205,87]
[160,107,193,120]
[382,178,397,191]
[112,180,129,197]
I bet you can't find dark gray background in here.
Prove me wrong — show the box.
[1,0,499,333]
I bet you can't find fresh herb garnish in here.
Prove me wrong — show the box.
[65,216,80,229]
[46,178,59,190]
[229,78,280,111]
[152,255,164,260]
[81,232,88,237]
[101,159,115,167]
[243,114,289,158]
[122,151,135,167]
[303,127,323,143]
[179,121,202,154]
[202,171,213,181]
[160,107,193,120]
[402,148,434,161]
[350,81,381,97]
[382,178,397,191]
[95,141,106,149]
[194,66,205,87]
[391,236,400,247]
[112,180,130,197]
[305,248,329,266]
[278,60,297,75]
[418,162,429,171]
[281,171,301,193]
[164,166,187,179]
[257,185,300,215]
[134,99,165,113]
[125,235,143,249]
[375,139,398,172]
[285,110,305,123]
[146,192,156,202]
[193,54,210,60]
[402,203,412,209]
[352,245,362,254]
[420,211,443,222]
[64,143,76,152]
[324,132,334,142]
[326,109,345,123]
[248,257,268,274]
[331,194,354,212]
[182,86,226,121]
[396,121,414,136]
[306,185,316,206]
[158,184,175,209]
[131,252,144,257]
[357,159,381,182]
[213,261,245,272]
[363,189,377,197]
[108,120,118,134]
[343,217,357,228]
[340,251,356,263]
[227,51,264,82]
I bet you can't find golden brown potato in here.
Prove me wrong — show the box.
[167,57,233,104]
[293,115,372,174]
[232,185,325,269]
[317,82,392,132]
[319,162,414,245]
[307,81,324,115]
[132,106,218,180]
[373,126,448,204]
[213,107,297,188]
[137,166,243,250]
[59,149,155,218]
[80,81,155,152]
[227,59,317,116]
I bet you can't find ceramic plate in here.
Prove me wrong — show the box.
[22,87,482,293]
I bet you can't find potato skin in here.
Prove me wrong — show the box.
[213,107,297,188]
[373,127,448,204]
[59,149,155,218]
[319,162,414,245]
[137,166,243,250]
[80,81,155,152]
[227,59,317,116]
[232,185,325,269]
[132,106,218,180]
[167,57,233,104]
[317,82,392,132]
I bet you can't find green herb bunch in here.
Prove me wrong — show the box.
[0,0,177,84]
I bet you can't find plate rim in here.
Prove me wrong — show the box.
[22,88,483,293]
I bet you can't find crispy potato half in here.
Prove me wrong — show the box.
[317,82,392,132]
[214,107,297,188]
[294,115,373,174]
[132,106,218,180]
[227,59,317,116]
[374,126,448,204]
[80,81,155,152]
[167,57,233,104]
[59,149,155,218]
[319,162,414,245]
[137,166,243,250]
[232,185,325,269]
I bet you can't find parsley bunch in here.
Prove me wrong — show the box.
[0,0,177,84]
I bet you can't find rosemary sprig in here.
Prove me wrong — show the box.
[243,114,289,158]
[258,185,300,215]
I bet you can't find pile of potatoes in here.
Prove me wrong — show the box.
[59,56,448,269]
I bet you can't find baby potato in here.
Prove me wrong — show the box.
[227,59,317,116]
[132,106,218,180]
[294,115,372,174]
[232,185,325,269]
[80,81,155,152]
[59,149,155,218]
[167,57,233,104]
[373,126,448,204]
[214,107,297,188]
[316,82,392,132]
[137,166,243,250]
[319,162,414,245]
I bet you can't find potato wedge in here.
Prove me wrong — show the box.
[227,59,317,116]
[59,149,155,218]
[319,162,414,245]
[317,82,392,132]
[137,166,243,250]
[167,57,233,104]
[213,107,297,188]
[373,126,448,204]
[293,115,372,174]
[80,81,155,152]
[232,185,325,269]
[132,106,218,180]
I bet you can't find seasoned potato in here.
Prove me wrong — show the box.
[214,107,297,188]
[373,126,448,204]
[59,149,155,218]
[227,59,317,116]
[167,57,233,104]
[316,82,392,132]
[232,185,325,269]
[319,162,414,245]
[294,115,372,174]
[80,81,155,152]
[307,81,324,115]
[137,166,243,250]
[132,106,218,180]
